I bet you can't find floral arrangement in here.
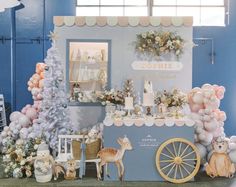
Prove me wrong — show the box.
[96,89,124,105]
[135,30,184,59]
[155,89,187,109]
[2,138,41,178]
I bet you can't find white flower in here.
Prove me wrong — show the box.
[34,144,39,150]
[142,33,147,38]
[26,170,32,177]
[20,159,26,166]
[167,40,172,47]
[175,40,180,44]
[155,36,161,42]
[12,163,17,169]
[149,30,154,35]
[4,168,9,173]
[176,50,180,55]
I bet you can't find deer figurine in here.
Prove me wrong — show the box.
[97,136,133,181]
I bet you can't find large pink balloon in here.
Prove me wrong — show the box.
[25,108,38,120]
[10,111,23,122]
[18,115,31,127]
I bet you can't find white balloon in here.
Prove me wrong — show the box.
[203,91,212,98]
[195,120,204,128]
[18,115,31,128]
[1,131,7,138]
[230,136,236,143]
[204,108,211,115]
[13,129,18,135]
[3,126,10,132]
[204,120,218,132]
[198,133,206,141]
[229,150,236,163]
[207,144,213,152]
[203,115,211,122]
[229,143,236,150]
[7,131,12,136]
[16,124,22,130]
[10,111,23,122]
[192,92,203,104]
[202,84,213,90]
[195,143,207,159]
[190,113,201,121]
[196,127,204,134]
[192,87,201,92]
[207,150,214,162]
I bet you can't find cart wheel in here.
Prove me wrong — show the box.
[156,138,200,184]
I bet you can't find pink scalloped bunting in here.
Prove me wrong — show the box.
[134,119,145,127]
[114,120,123,127]
[183,17,193,26]
[161,17,172,27]
[53,16,64,27]
[75,17,86,26]
[118,17,129,26]
[96,17,107,27]
[139,17,150,27]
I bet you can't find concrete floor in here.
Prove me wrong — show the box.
[0,156,235,187]
[0,172,236,187]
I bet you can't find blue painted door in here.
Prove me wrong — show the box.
[14,0,44,110]
[0,10,12,112]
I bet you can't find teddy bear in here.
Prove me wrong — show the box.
[205,137,235,178]
[64,159,77,180]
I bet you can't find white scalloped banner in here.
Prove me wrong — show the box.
[103,117,195,127]
[64,17,75,27]
[54,16,193,27]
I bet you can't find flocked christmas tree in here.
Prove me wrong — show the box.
[32,32,77,152]
[123,79,136,101]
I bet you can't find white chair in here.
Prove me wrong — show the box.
[0,94,7,131]
[55,134,101,178]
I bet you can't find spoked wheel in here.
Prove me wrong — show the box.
[156,138,200,184]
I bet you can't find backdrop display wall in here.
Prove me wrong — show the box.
[54,16,193,127]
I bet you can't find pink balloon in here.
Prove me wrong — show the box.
[25,108,38,121]
[36,94,43,100]
[21,107,27,114]
[18,115,31,127]
[204,120,218,132]
[25,104,31,109]
[215,86,225,100]
[10,111,23,122]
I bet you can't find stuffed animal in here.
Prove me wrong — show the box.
[53,162,65,180]
[71,83,81,101]
[85,128,99,144]
[28,142,55,183]
[205,138,235,178]
[64,159,77,180]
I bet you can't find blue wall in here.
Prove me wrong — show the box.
[192,2,236,135]
[0,0,236,135]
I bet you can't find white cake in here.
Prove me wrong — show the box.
[143,93,154,106]
[125,97,134,110]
